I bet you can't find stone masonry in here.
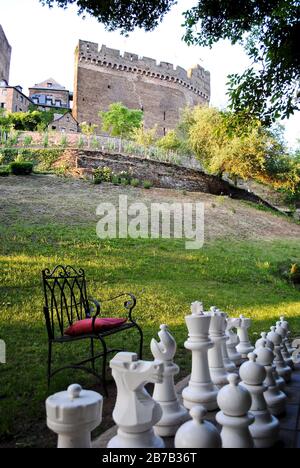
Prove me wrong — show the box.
[0,25,11,84]
[73,41,210,136]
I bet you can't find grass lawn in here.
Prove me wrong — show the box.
[0,176,300,447]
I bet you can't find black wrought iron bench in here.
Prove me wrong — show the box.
[42,265,143,395]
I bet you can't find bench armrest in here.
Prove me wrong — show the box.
[96,292,137,322]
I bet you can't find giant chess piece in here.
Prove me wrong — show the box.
[174,405,221,449]
[216,374,254,448]
[221,314,238,373]
[240,353,279,448]
[182,302,219,411]
[236,315,254,358]
[226,317,243,366]
[46,384,103,448]
[275,321,294,369]
[107,352,165,448]
[255,343,287,417]
[280,317,295,356]
[207,308,229,388]
[256,332,285,391]
[151,324,188,437]
[267,327,292,383]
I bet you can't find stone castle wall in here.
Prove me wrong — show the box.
[73,41,210,136]
[0,25,12,83]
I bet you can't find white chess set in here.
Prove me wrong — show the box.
[45,302,300,449]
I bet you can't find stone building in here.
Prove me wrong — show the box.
[0,25,11,84]
[48,112,79,133]
[73,40,210,136]
[29,78,71,110]
[0,85,32,113]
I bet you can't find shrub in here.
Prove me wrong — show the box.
[118,170,132,184]
[59,135,68,148]
[143,180,152,189]
[10,162,34,175]
[120,177,129,186]
[93,166,112,184]
[130,178,140,187]
[91,137,99,150]
[0,165,10,177]
[111,174,121,185]
[43,133,49,148]
[23,135,33,147]
[77,136,85,149]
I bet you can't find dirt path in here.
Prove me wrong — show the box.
[0,174,299,241]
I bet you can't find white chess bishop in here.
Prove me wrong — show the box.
[255,343,287,417]
[107,352,165,448]
[221,314,238,373]
[236,315,254,358]
[207,307,229,388]
[216,374,254,449]
[256,331,285,390]
[151,324,188,437]
[226,317,243,366]
[182,302,219,411]
[239,353,279,448]
[174,405,221,449]
[267,327,292,383]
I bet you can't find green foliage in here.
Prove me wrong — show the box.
[143,180,153,189]
[59,134,68,148]
[156,130,182,151]
[183,1,300,124]
[0,165,10,176]
[99,103,143,138]
[23,135,33,147]
[131,125,158,147]
[43,133,49,148]
[93,166,113,184]
[10,161,34,175]
[111,174,121,185]
[130,178,140,187]
[77,136,85,149]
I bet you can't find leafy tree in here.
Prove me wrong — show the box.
[131,125,158,147]
[40,1,300,125]
[99,103,143,138]
[39,0,176,33]
[156,130,182,151]
[79,122,98,148]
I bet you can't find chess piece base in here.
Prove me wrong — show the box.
[154,401,189,437]
[108,428,165,449]
[182,382,218,411]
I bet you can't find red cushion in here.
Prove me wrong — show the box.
[64,317,127,336]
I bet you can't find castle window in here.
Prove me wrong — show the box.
[108,85,111,89]
[0,103,5,108]
[163,112,166,121]
[163,128,166,136]
[47,83,52,88]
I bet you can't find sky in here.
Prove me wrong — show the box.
[0,0,299,149]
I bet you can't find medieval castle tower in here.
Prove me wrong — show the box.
[0,25,11,84]
[73,40,211,136]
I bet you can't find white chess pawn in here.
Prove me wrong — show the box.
[267,327,292,383]
[275,321,294,369]
[175,405,221,448]
[207,308,229,388]
[255,332,285,391]
[107,352,165,448]
[226,317,243,366]
[182,302,219,411]
[239,353,279,448]
[236,315,254,358]
[255,343,287,416]
[216,374,254,448]
[280,316,290,332]
[151,325,188,437]
[221,315,238,373]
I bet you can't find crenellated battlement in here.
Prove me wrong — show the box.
[77,40,210,101]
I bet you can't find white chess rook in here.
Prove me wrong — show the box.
[182,302,219,411]
[207,308,229,388]
[216,374,254,449]
[46,384,103,448]
[108,352,165,448]
[267,327,292,383]
[240,353,279,448]
[175,406,221,449]
[255,343,287,417]
[236,315,254,358]
[151,324,188,437]
[226,317,243,366]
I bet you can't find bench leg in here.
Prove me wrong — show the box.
[98,335,109,397]
[47,341,52,388]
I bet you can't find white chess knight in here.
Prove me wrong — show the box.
[216,374,254,449]
[207,307,229,388]
[267,327,292,383]
[239,353,279,448]
[236,315,254,358]
[182,302,219,411]
[275,321,294,369]
[226,317,243,366]
[151,324,188,437]
[221,315,238,373]
[107,352,165,448]
[255,342,287,417]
